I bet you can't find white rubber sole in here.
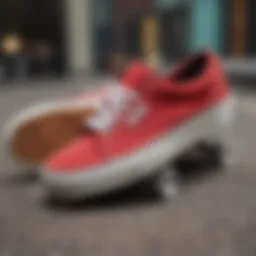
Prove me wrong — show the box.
[2,97,102,171]
[41,95,236,200]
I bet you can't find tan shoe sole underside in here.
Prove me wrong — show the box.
[10,108,95,165]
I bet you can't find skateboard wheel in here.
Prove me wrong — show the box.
[146,167,180,201]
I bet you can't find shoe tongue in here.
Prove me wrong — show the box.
[87,63,152,133]
[122,61,155,90]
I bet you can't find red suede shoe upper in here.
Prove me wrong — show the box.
[45,51,230,173]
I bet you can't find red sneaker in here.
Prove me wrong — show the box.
[41,51,234,200]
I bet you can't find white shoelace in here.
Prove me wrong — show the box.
[87,85,147,132]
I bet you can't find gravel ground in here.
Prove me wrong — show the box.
[0,81,255,256]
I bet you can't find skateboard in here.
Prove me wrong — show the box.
[129,140,226,201]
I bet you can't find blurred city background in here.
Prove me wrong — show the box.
[0,0,255,82]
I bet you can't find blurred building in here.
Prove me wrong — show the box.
[0,0,255,78]
[111,0,251,62]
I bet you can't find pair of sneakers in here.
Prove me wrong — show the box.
[4,51,234,201]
